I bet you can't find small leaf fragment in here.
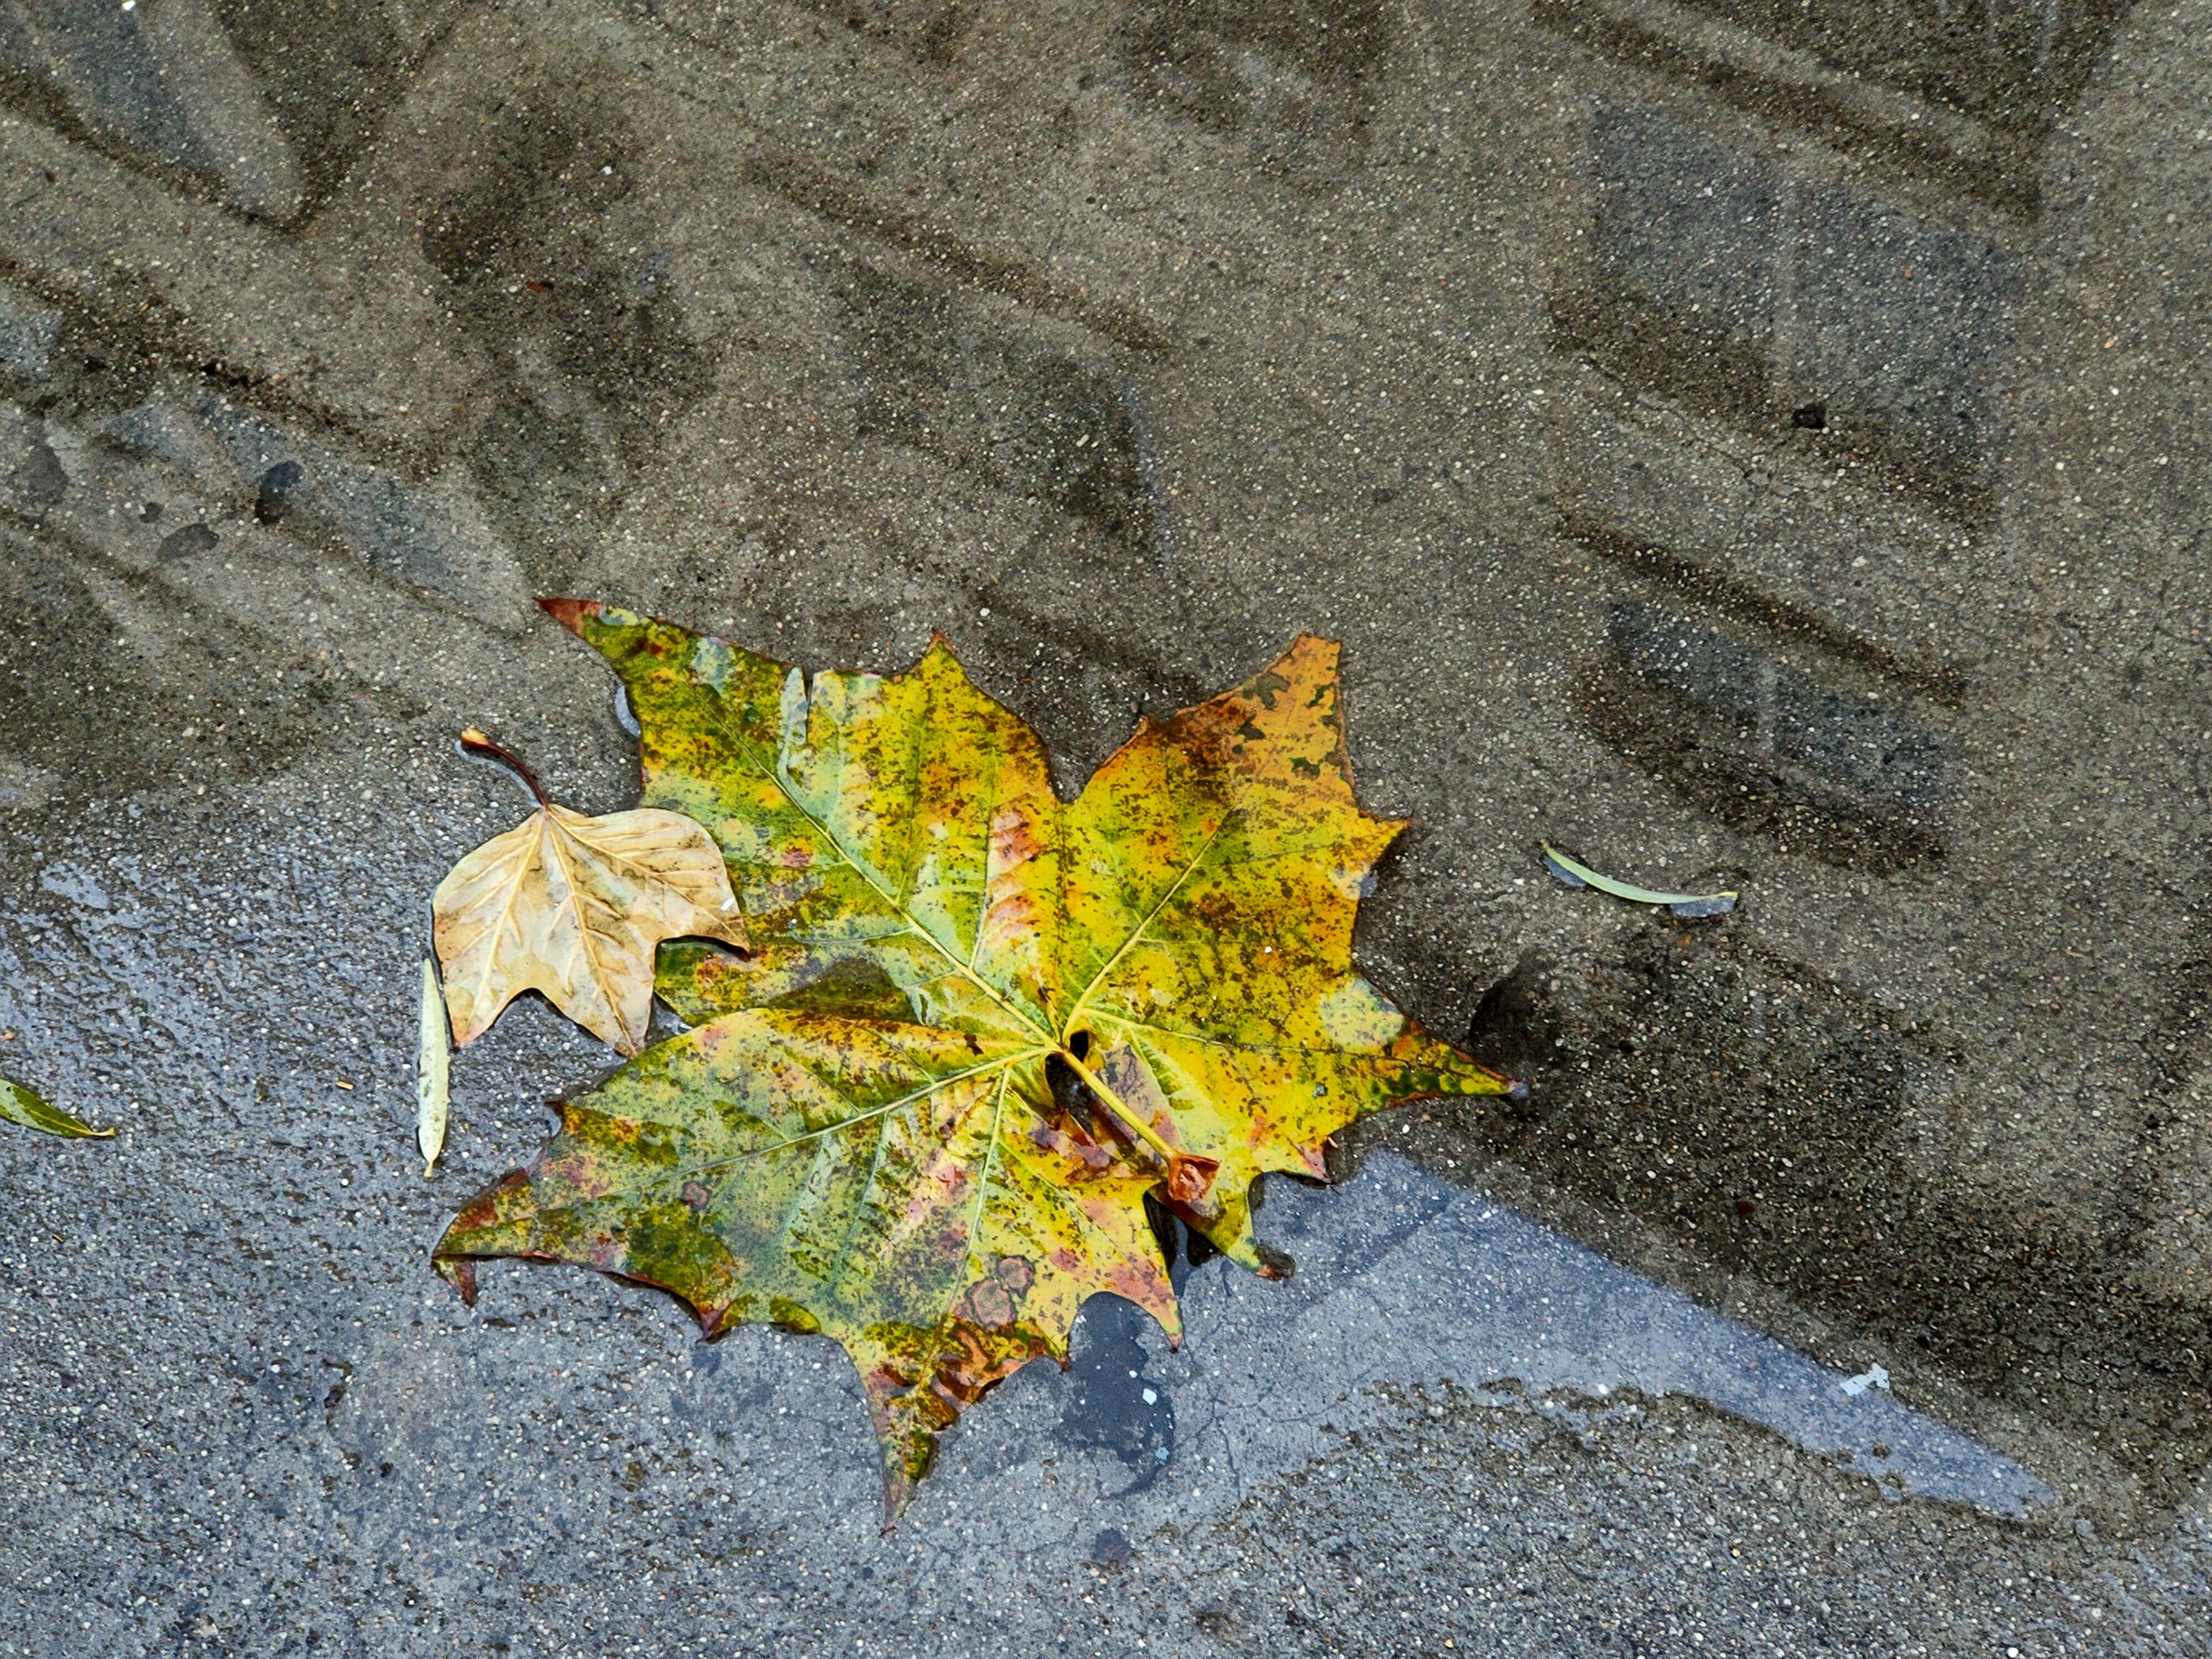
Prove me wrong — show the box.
[418,957,451,1175]
[432,746,750,1055]
[1541,843,1739,919]
[0,1076,113,1139]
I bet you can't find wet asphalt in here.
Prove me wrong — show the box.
[4,1,2212,1654]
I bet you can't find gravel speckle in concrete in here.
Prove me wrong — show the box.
[3,0,2211,1651]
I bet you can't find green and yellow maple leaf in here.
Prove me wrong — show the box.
[434,602,1515,1513]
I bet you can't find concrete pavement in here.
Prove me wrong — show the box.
[3,2,2210,1652]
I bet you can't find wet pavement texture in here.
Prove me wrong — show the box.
[2,0,2210,1653]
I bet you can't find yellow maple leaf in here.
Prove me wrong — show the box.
[435,607,1515,1513]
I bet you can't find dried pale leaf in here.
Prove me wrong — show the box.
[418,957,451,1175]
[437,603,1517,1512]
[433,795,748,1056]
[1541,843,1738,919]
[0,1076,112,1138]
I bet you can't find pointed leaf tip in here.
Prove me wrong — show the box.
[538,597,592,633]
[417,957,451,1175]
[436,1256,480,1307]
[0,1076,113,1138]
[1282,632,1343,673]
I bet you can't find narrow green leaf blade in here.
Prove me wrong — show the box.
[1541,844,1739,919]
[418,957,451,1175]
[0,1076,113,1138]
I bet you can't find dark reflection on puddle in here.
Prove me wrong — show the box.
[1059,1294,1176,1494]
[1182,1155,2052,1517]
[1366,919,2212,1517]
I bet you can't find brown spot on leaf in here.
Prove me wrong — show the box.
[1166,1153,1220,1204]
[961,1277,1016,1325]
[538,595,590,633]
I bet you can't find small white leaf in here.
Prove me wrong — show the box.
[418,957,450,1176]
[433,787,748,1056]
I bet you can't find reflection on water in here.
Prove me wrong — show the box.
[1161,1156,2056,1518]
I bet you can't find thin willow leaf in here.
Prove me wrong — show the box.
[0,1076,113,1139]
[1541,843,1739,919]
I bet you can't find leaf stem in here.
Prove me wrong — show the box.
[458,727,550,808]
[1057,1047,1178,1170]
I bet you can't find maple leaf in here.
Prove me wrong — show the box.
[435,604,1515,1512]
[432,728,748,1056]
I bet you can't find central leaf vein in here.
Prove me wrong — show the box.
[1061,814,1232,1036]
[670,1046,1051,1183]
[700,703,1054,1045]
